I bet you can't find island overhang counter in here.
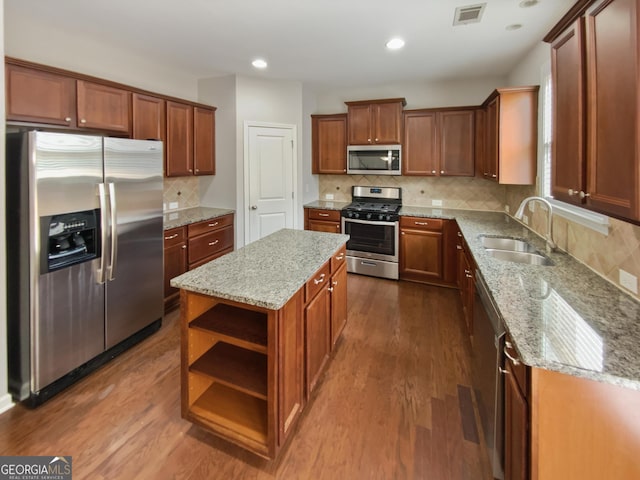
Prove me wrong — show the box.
[171,228,349,459]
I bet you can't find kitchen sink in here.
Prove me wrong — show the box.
[484,249,554,266]
[480,236,537,253]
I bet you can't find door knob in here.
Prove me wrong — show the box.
[250,205,258,210]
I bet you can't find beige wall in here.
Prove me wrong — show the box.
[506,44,640,300]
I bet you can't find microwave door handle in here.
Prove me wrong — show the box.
[107,182,118,281]
[96,183,108,284]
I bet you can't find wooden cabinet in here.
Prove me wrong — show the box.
[166,102,216,177]
[5,63,76,126]
[5,62,131,133]
[76,80,130,133]
[164,227,188,308]
[132,93,166,142]
[456,229,475,336]
[194,107,216,175]
[304,208,341,233]
[474,108,487,178]
[311,114,347,174]
[166,101,194,177]
[5,58,216,178]
[399,217,457,286]
[504,336,529,480]
[550,19,586,205]
[164,214,234,310]
[584,0,640,220]
[403,108,475,176]
[304,263,332,397]
[187,214,234,269]
[181,291,299,459]
[345,98,406,145]
[329,247,347,348]
[481,87,539,184]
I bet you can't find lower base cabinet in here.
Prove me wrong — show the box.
[181,244,347,460]
[304,208,341,233]
[504,336,529,480]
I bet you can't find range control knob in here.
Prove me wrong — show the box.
[366,213,372,220]
[354,213,360,219]
[378,213,384,221]
[386,215,392,221]
[347,211,354,218]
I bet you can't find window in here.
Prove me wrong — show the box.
[539,61,610,235]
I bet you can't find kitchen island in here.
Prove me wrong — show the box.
[171,228,349,459]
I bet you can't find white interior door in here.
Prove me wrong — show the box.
[245,123,296,244]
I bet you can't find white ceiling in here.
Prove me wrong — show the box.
[5,0,574,89]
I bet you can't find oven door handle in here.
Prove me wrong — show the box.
[341,217,397,226]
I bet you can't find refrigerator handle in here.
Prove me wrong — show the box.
[107,182,118,281]
[97,183,108,284]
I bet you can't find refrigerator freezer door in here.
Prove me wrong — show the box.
[32,132,106,393]
[103,138,163,349]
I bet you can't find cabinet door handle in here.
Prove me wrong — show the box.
[164,233,179,240]
[367,138,372,143]
[579,191,591,199]
[456,245,462,250]
[415,221,428,226]
[499,367,510,375]
[431,170,436,174]
[181,245,187,249]
[318,213,329,217]
[64,117,72,122]
[333,280,338,286]
[208,221,219,227]
[328,287,334,292]
[457,232,462,237]
[80,118,87,124]
[208,240,219,246]
[504,343,521,366]
[440,170,445,174]
[568,189,578,196]
[491,174,497,178]
[466,274,473,278]
[335,254,344,261]
[375,138,379,142]
[313,273,326,285]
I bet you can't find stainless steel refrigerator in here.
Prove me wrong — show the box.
[6,131,164,405]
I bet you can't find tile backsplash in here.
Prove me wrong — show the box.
[319,175,506,211]
[506,185,640,301]
[163,176,200,210]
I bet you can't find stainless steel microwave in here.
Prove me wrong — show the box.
[347,145,401,175]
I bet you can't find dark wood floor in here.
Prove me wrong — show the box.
[0,274,492,479]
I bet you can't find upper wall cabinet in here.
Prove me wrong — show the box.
[311,114,347,174]
[402,108,475,176]
[481,86,539,185]
[5,58,217,178]
[345,98,406,145]
[6,63,130,133]
[546,0,640,221]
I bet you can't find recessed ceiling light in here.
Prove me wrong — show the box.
[252,59,268,69]
[386,38,405,50]
[519,0,539,7]
[505,24,523,31]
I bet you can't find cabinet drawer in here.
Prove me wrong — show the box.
[164,227,186,248]
[188,214,234,237]
[188,226,234,264]
[330,245,346,273]
[307,209,340,222]
[305,262,331,303]
[400,216,443,231]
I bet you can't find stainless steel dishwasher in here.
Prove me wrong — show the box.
[472,270,505,480]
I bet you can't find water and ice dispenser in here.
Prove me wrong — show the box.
[40,209,100,273]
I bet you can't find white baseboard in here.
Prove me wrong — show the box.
[0,393,14,415]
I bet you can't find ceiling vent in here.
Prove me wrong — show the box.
[453,3,486,26]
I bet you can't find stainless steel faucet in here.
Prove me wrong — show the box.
[514,196,556,253]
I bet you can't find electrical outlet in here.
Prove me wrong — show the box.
[169,202,179,210]
[619,269,638,294]
[432,209,442,216]
[431,199,443,207]
[505,205,510,214]
[325,193,334,200]
[522,214,529,225]
[163,203,166,211]
[530,201,535,213]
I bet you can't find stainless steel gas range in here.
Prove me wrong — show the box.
[341,186,401,280]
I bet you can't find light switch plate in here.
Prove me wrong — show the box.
[619,269,638,294]
[325,193,334,200]
[431,199,443,207]
[522,214,529,225]
[505,205,510,213]
[169,202,179,210]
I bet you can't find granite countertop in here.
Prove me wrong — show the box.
[164,206,235,230]
[307,200,640,390]
[171,229,349,310]
[446,209,640,391]
[304,200,350,211]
